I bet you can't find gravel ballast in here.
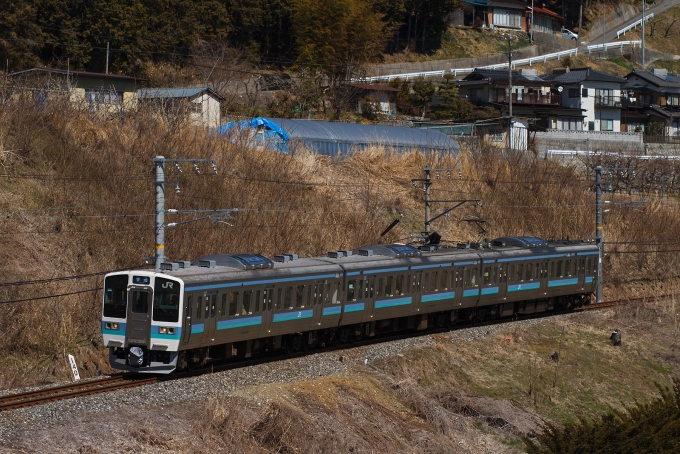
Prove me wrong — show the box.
[0,314,567,442]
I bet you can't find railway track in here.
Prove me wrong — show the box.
[0,297,652,412]
[0,375,158,412]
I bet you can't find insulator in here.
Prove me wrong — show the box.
[193,163,200,174]
[175,163,183,173]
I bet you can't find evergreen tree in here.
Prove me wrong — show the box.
[429,74,472,120]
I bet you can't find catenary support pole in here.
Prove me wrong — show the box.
[595,166,603,303]
[154,156,166,271]
[424,167,431,233]
[642,0,646,68]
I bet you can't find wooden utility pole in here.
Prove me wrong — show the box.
[579,1,584,37]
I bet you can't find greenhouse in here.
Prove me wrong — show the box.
[216,117,459,157]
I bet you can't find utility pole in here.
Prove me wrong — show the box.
[602,3,606,60]
[508,34,513,150]
[579,0,583,39]
[595,166,603,303]
[105,41,110,75]
[642,0,646,68]
[530,0,534,42]
[153,156,240,270]
[411,167,481,236]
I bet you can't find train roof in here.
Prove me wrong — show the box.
[149,237,598,285]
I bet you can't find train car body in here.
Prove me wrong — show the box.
[102,237,599,373]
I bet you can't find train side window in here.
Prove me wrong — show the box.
[330,282,339,304]
[525,263,533,281]
[187,294,193,318]
[406,275,412,295]
[265,289,273,311]
[357,280,364,299]
[295,285,304,308]
[556,261,563,278]
[483,267,491,285]
[243,290,252,314]
[464,269,469,287]
[228,292,238,316]
[195,297,202,320]
[508,265,515,283]
[306,286,313,307]
[220,294,226,316]
[396,275,404,295]
[564,260,570,277]
[385,276,393,296]
[377,278,384,297]
[470,268,478,287]
[255,290,261,313]
[549,262,555,278]
[431,272,438,292]
[492,267,498,285]
[284,286,293,309]
[347,280,356,301]
[517,264,524,282]
[275,288,282,310]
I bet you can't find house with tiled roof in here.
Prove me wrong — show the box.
[622,68,680,136]
[456,68,585,131]
[344,83,399,115]
[456,0,564,36]
[540,67,626,132]
[3,67,145,112]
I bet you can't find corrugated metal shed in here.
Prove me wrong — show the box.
[216,117,459,157]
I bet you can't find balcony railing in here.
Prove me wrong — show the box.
[595,95,622,107]
[488,93,559,105]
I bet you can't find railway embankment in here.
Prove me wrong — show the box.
[1,299,677,452]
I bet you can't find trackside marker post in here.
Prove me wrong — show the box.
[68,354,81,381]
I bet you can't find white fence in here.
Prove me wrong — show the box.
[616,13,654,39]
[360,41,641,82]
[546,149,680,160]
[587,40,641,54]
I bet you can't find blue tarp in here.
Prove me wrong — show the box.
[215,117,459,157]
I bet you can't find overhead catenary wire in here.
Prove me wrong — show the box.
[0,288,100,305]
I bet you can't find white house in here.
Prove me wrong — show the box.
[137,87,224,128]
[540,68,626,132]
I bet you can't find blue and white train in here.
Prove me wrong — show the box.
[101,236,599,373]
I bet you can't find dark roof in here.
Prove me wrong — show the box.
[4,67,145,82]
[346,83,400,92]
[138,87,225,101]
[458,69,547,86]
[532,6,564,20]
[624,70,680,89]
[540,67,625,84]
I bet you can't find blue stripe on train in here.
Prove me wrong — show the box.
[217,316,262,330]
[481,286,499,295]
[344,302,365,313]
[150,325,182,340]
[421,291,455,303]
[323,306,341,316]
[548,278,579,288]
[508,282,541,292]
[191,323,205,334]
[101,321,126,336]
[273,309,314,322]
[375,296,412,309]
[463,289,479,297]
[585,276,594,283]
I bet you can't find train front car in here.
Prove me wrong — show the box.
[102,271,184,373]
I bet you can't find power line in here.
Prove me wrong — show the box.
[0,288,99,305]
[0,265,148,287]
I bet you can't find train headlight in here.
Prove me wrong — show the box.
[159,327,175,335]
[105,322,120,330]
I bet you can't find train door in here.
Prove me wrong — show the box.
[262,287,274,333]
[126,287,152,346]
[540,260,549,294]
[410,273,421,314]
[578,258,586,289]
[204,291,218,342]
[497,264,507,300]
[363,276,376,319]
[182,293,193,344]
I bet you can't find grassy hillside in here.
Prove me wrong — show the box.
[1,82,680,392]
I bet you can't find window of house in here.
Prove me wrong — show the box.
[568,88,579,98]
[534,15,555,34]
[493,9,521,28]
[85,89,123,105]
[192,101,203,113]
[557,118,582,131]
[582,88,589,97]
[489,129,504,142]
[601,119,614,131]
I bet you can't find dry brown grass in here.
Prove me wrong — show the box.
[1,80,680,388]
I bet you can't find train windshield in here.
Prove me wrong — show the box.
[153,277,180,322]
[103,275,128,319]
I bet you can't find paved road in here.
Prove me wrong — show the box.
[578,0,680,52]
